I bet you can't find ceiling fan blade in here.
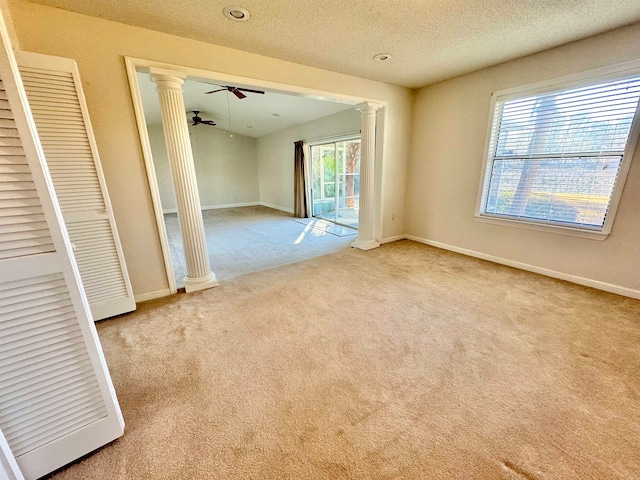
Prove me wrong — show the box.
[202,120,217,126]
[204,88,226,94]
[232,89,246,99]
[237,87,265,95]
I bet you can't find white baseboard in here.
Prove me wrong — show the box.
[405,235,640,300]
[134,288,172,303]
[162,201,293,215]
[203,202,259,211]
[259,202,294,214]
[163,202,260,214]
[380,234,407,244]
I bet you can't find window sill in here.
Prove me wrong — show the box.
[474,214,609,241]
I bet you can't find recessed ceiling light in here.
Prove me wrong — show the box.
[223,6,251,22]
[373,53,393,62]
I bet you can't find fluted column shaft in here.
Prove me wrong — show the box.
[352,102,382,250]
[150,68,218,292]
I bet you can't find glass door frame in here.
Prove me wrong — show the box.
[308,133,361,229]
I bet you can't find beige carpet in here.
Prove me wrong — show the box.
[50,240,640,479]
[164,206,354,287]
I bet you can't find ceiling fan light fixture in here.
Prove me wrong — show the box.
[373,53,393,62]
[223,6,251,22]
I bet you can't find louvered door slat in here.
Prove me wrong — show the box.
[0,205,46,216]
[16,85,75,100]
[0,306,74,336]
[26,119,85,128]
[0,146,24,155]
[0,213,45,225]
[0,164,30,174]
[65,219,129,304]
[0,373,97,427]
[1,370,93,417]
[9,405,107,458]
[0,327,81,364]
[1,371,96,413]
[0,283,67,309]
[0,229,50,244]
[1,312,75,344]
[0,155,26,165]
[0,197,41,207]
[0,272,120,478]
[2,332,86,384]
[0,103,53,262]
[1,340,83,379]
[0,127,19,137]
[19,77,75,88]
[0,236,54,252]
[0,182,34,192]
[19,54,135,321]
[1,336,82,378]
[3,389,100,435]
[0,137,23,147]
[4,394,104,440]
[0,296,73,324]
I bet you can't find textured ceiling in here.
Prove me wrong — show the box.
[137,73,354,138]
[28,0,640,88]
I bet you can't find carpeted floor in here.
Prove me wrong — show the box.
[164,205,356,287]
[51,240,640,479]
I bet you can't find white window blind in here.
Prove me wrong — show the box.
[479,73,640,233]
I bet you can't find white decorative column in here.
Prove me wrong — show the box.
[352,102,382,250]
[150,67,218,292]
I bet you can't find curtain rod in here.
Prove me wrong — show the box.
[304,130,361,146]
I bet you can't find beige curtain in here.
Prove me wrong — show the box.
[294,140,310,217]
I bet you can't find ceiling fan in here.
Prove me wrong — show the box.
[190,111,216,127]
[204,85,265,99]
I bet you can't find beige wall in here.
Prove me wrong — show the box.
[9,0,412,298]
[153,107,358,215]
[406,23,640,293]
[148,123,259,211]
[256,109,360,212]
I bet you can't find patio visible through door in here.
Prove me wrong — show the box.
[310,137,361,229]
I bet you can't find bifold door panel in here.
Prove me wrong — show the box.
[18,52,135,321]
[0,11,124,480]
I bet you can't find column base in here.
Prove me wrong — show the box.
[351,238,380,251]
[184,271,219,293]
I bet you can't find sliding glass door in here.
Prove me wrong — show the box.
[310,137,361,228]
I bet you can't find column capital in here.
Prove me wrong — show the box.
[356,102,383,114]
[149,67,187,91]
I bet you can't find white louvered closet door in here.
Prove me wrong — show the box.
[17,52,135,321]
[0,10,124,480]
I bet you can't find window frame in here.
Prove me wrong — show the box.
[475,60,640,241]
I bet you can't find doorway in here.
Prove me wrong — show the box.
[125,57,386,294]
[310,137,361,229]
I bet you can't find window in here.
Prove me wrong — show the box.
[477,66,640,239]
